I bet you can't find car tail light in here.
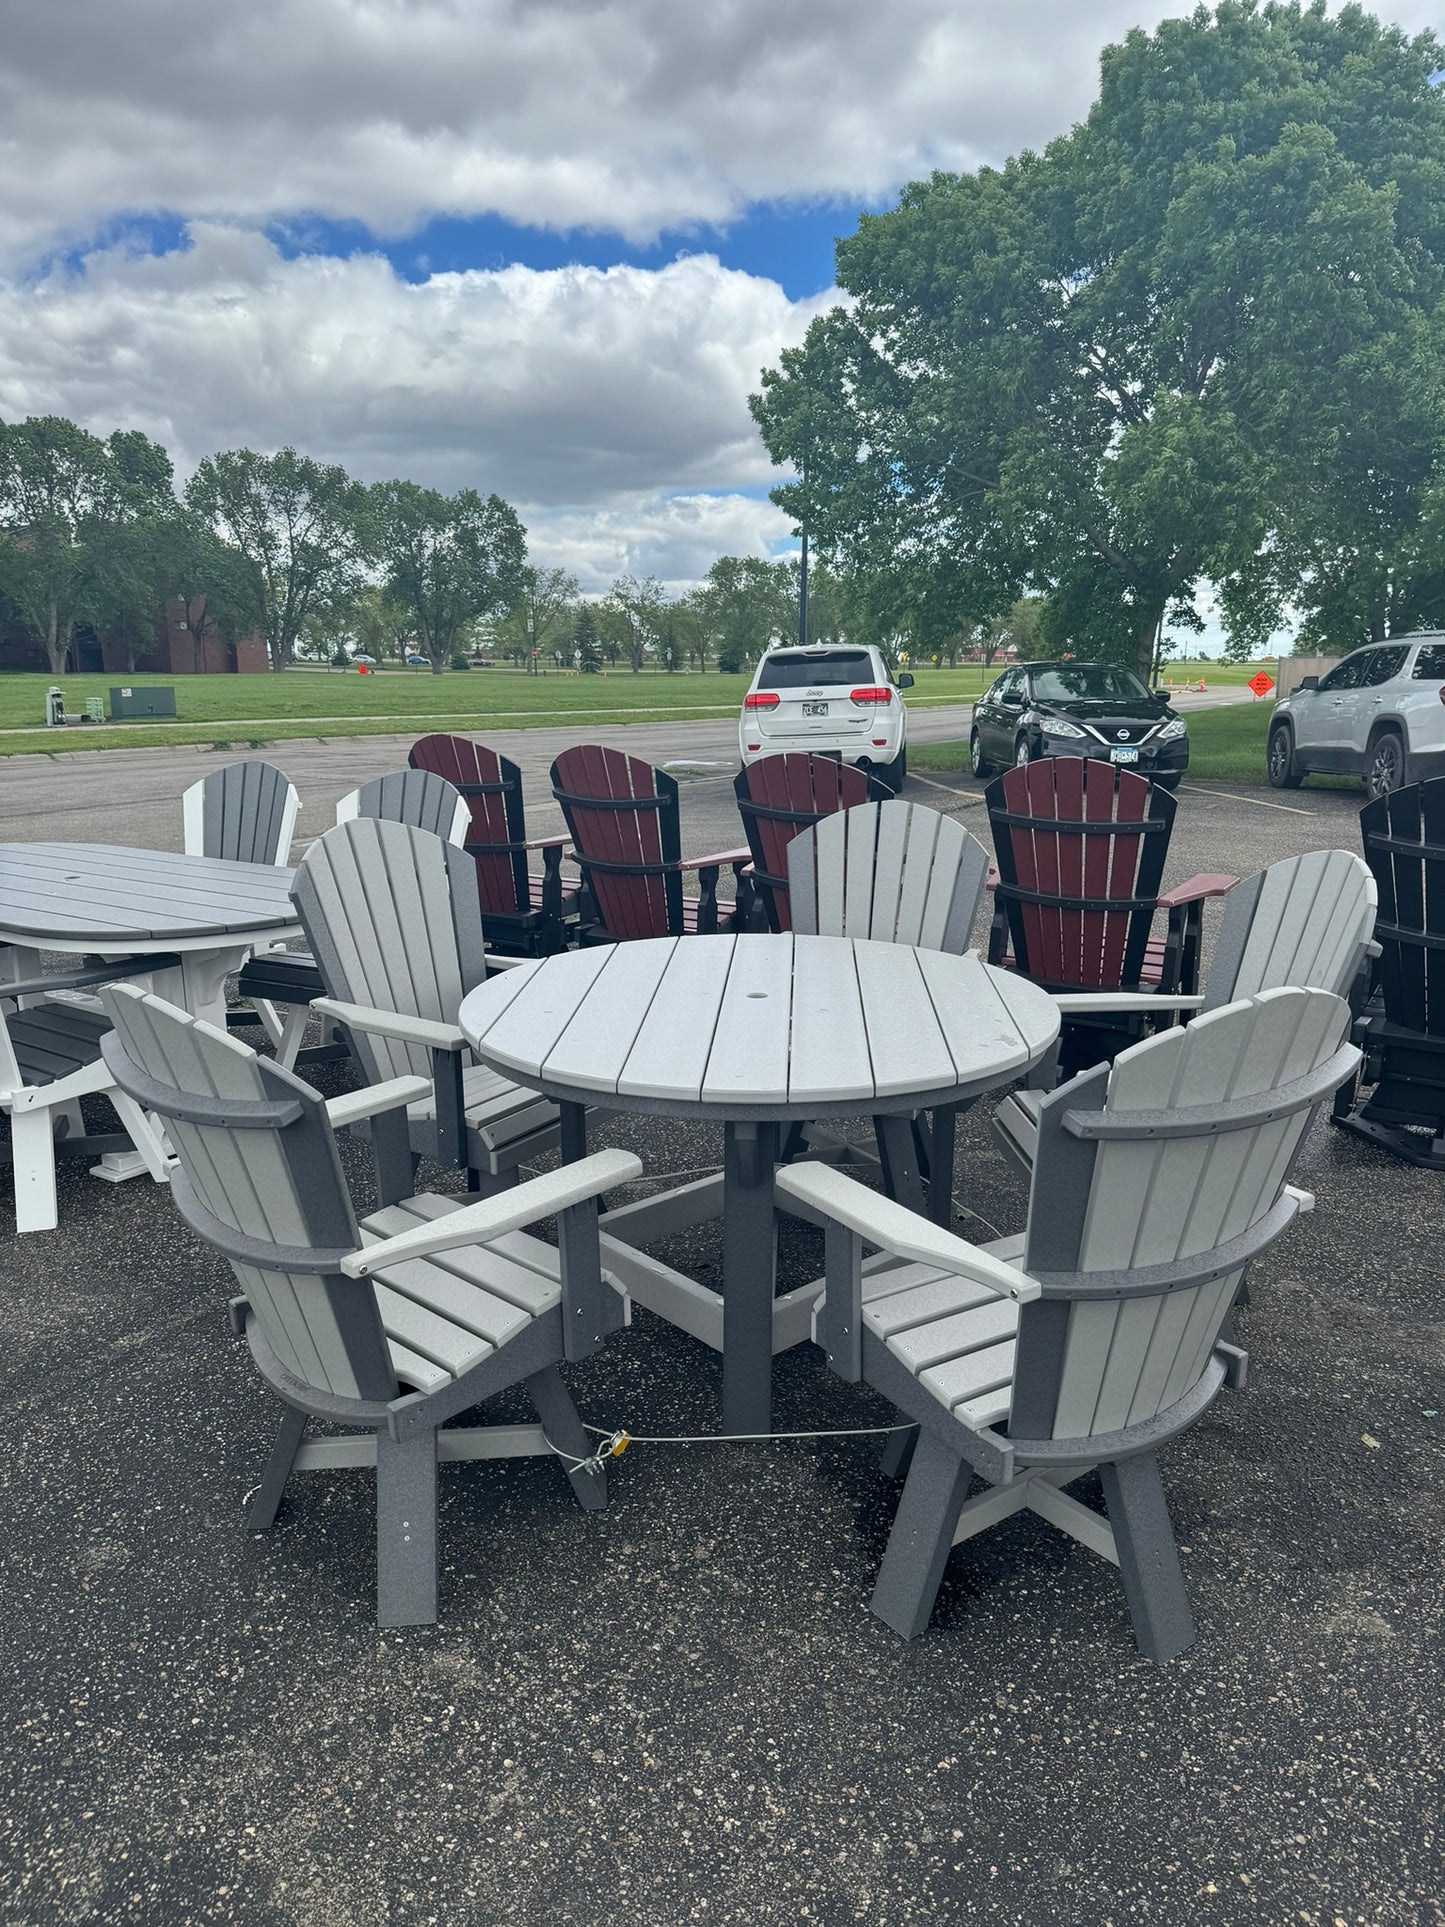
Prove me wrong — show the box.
[744,691,780,710]
[850,687,893,706]
[872,737,888,747]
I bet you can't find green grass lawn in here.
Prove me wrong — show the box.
[911,698,1358,789]
[0,654,1276,758]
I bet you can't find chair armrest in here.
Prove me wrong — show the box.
[1,952,182,1000]
[481,951,528,971]
[341,1148,644,1277]
[1158,872,1237,909]
[524,833,570,852]
[985,865,1000,892]
[324,1075,433,1132]
[312,998,467,1052]
[775,1162,1040,1304]
[679,846,752,873]
[1051,990,1206,1015]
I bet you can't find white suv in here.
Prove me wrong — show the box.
[739,645,912,790]
[1268,633,1445,797]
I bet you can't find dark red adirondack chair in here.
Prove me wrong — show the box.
[409,733,576,954]
[550,745,752,943]
[733,753,880,931]
[985,758,1235,1073]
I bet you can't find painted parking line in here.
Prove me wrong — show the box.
[907,770,985,805]
[1178,782,1313,816]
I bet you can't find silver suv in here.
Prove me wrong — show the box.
[1268,633,1445,797]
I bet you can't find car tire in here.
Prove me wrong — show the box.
[969,729,990,779]
[1014,733,1035,767]
[1367,727,1407,800]
[1153,774,1181,792]
[883,746,907,794]
[1267,723,1304,789]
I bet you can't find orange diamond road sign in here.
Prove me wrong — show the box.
[1248,670,1275,697]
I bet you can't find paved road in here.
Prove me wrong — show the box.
[1,684,1258,853]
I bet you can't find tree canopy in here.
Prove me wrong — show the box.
[370,481,527,674]
[752,2,1445,675]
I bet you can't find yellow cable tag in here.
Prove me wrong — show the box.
[608,1431,632,1458]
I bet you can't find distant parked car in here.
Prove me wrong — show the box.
[353,653,377,665]
[970,661,1189,788]
[405,653,428,666]
[1268,632,1445,798]
[739,644,912,791]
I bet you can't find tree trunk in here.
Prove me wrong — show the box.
[1132,605,1165,685]
[45,595,65,675]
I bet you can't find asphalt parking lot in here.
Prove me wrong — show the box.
[1,751,1441,1927]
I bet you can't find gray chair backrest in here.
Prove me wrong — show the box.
[786,800,991,952]
[183,760,297,865]
[98,983,395,1403]
[291,817,489,1086]
[1017,986,1354,1442]
[1205,849,1377,1010]
[335,769,469,846]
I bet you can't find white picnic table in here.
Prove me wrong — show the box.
[459,933,1059,1433]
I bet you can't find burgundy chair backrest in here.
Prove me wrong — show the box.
[985,757,1175,990]
[550,745,683,940]
[734,754,875,932]
[408,733,528,918]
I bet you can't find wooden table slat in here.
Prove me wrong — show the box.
[700,935,794,1105]
[853,940,956,1097]
[542,940,679,1094]
[471,944,616,1083]
[785,936,873,1106]
[915,946,1038,1086]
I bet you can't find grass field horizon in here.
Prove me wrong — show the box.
[0,656,1274,759]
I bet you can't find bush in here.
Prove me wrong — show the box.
[330,647,349,668]
[449,653,470,671]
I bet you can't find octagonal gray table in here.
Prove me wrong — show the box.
[460,933,1060,1433]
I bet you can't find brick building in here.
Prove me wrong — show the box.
[0,599,269,674]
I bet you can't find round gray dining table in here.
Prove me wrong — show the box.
[459,932,1060,1434]
[0,842,300,1029]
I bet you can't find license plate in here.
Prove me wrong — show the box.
[802,701,829,717]
[1109,746,1139,764]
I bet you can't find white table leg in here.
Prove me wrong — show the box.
[146,946,248,1029]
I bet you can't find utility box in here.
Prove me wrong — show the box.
[83,697,106,722]
[45,686,66,726]
[109,685,177,719]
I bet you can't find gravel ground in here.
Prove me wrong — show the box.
[0,765,1441,1926]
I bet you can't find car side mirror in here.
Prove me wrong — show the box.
[895,672,914,689]
[1299,675,1319,691]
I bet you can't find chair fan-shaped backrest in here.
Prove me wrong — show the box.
[1206,849,1376,1009]
[734,754,875,931]
[336,769,469,846]
[98,983,392,1402]
[292,818,489,1084]
[550,745,681,940]
[1018,987,1354,1443]
[182,760,299,866]
[788,800,990,952]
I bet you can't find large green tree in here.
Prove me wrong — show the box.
[692,556,795,673]
[370,481,528,675]
[186,448,373,669]
[493,564,578,672]
[753,2,1445,678]
[0,416,125,672]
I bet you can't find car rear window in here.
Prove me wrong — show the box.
[756,650,874,690]
[1412,644,1445,680]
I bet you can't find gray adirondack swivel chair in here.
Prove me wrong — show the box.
[778,987,1360,1660]
[238,770,473,1071]
[98,982,640,1627]
[993,849,1377,1178]
[293,817,567,1194]
[785,800,993,1211]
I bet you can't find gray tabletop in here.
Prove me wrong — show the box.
[460,933,1061,1121]
[0,843,299,949]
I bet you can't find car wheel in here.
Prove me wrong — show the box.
[969,729,990,778]
[883,746,907,794]
[1014,734,1034,767]
[1367,728,1407,799]
[1153,774,1181,792]
[1266,723,1303,789]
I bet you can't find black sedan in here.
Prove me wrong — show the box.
[969,661,1189,788]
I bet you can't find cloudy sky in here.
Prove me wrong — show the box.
[0,1,1436,606]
